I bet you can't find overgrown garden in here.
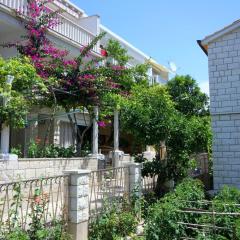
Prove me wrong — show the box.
[2,1,240,240]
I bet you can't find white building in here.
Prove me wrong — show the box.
[0,0,169,160]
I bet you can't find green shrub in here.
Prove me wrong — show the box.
[89,200,138,240]
[3,225,72,240]
[235,219,240,239]
[141,191,159,219]
[27,140,76,158]
[34,222,72,240]
[28,140,39,158]
[10,145,23,157]
[4,229,30,240]
[144,178,205,240]
[90,210,137,240]
[144,180,240,240]
[196,232,228,240]
[198,186,240,239]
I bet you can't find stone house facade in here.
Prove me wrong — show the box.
[199,20,240,190]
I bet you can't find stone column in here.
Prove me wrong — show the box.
[1,92,10,155]
[92,106,99,155]
[64,169,91,240]
[125,163,142,197]
[0,123,10,154]
[89,106,105,168]
[112,110,124,168]
[114,110,119,151]
[0,75,17,161]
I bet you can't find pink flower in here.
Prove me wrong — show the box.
[30,29,40,37]
[98,121,107,128]
[112,65,126,71]
[63,60,77,68]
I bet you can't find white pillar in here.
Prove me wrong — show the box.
[114,110,119,151]
[111,110,124,168]
[89,106,105,167]
[1,97,10,154]
[0,75,18,160]
[92,106,99,155]
[1,123,10,154]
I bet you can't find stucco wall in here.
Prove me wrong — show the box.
[208,28,240,190]
[0,157,98,182]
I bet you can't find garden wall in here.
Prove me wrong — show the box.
[0,157,98,182]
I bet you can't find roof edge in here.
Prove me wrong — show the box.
[100,24,150,59]
[201,20,240,45]
[197,40,208,56]
[100,24,169,72]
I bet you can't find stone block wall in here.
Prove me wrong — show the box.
[0,157,98,182]
[208,28,240,190]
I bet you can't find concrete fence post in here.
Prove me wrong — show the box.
[64,169,91,240]
[124,163,142,197]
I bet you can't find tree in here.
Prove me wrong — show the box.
[120,85,175,154]
[105,39,131,66]
[167,75,209,116]
[0,57,46,128]
[120,83,212,193]
[167,75,212,174]
[166,114,212,182]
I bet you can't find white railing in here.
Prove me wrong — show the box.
[52,15,99,53]
[0,0,27,14]
[150,75,167,85]
[0,0,99,53]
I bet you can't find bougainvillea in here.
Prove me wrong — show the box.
[2,0,149,154]
[5,0,67,79]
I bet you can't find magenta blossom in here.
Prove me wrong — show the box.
[112,65,126,71]
[98,121,107,128]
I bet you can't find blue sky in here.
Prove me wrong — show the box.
[71,0,240,94]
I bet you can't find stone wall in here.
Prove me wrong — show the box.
[208,28,240,190]
[0,157,98,182]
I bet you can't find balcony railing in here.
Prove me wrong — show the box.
[150,75,167,85]
[0,0,27,14]
[0,0,100,53]
[52,14,99,53]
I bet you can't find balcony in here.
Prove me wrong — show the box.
[0,0,100,54]
[150,75,167,85]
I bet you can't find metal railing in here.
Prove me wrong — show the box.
[0,175,68,233]
[88,167,129,219]
[0,0,99,53]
